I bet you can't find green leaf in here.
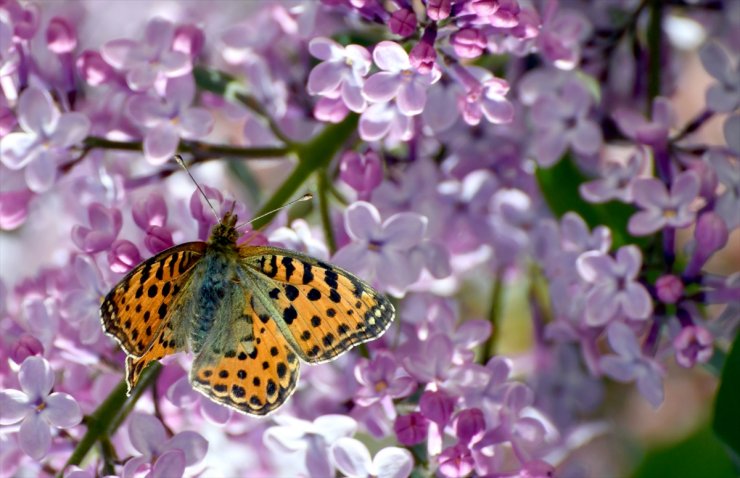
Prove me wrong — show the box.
[713,333,740,459]
[632,425,737,478]
[535,154,647,249]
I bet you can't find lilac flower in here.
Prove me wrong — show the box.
[60,255,107,344]
[354,352,416,406]
[580,149,649,203]
[427,0,452,21]
[132,193,175,254]
[613,97,673,148]
[393,412,429,446]
[600,322,664,407]
[71,203,122,253]
[101,17,191,92]
[0,356,82,459]
[358,101,413,142]
[438,444,475,478]
[362,41,439,116]
[530,77,602,166]
[307,37,371,113]
[576,245,653,326]
[453,65,514,126]
[628,171,700,236]
[263,415,357,478]
[339,149,383,200]
[122,413,208,478]
[0,86,90,192]
[126,75,213,164]
[269,219,329,260]
[536,1,591,70]
[331,438,412,478]
[673,325,713,368]
[699,41,739,113]
[332,201,428,294]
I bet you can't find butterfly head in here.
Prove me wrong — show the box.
[209,211,240,246]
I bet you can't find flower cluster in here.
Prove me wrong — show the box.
[1,1,738,477]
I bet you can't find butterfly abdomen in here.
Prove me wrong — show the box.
[189,249,238,352]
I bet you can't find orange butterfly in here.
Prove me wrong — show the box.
[101,191,394,416]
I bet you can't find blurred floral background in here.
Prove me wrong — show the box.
[0,0,738,477]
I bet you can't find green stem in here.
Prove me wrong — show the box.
[646,0,663,110]
[82,136,290,160]
[252,114,359,230]
[481,268,504,364]
[316,170,337,253]
[59,363,162,476]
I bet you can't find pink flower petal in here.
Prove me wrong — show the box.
[307,61,344,95]
[18,87,59,134]
[373,41,410,72]
[144,124,179,165]
[1,133,39,169]
[345,201,382,240]
[19,414,51,460]
[363,72,402,103]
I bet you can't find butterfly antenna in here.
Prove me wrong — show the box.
[235,193,313,231]
[174,155,221,223]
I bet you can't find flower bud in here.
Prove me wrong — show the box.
[46,17,77,54]
[389,9,416,38]
[427,0,451,21]
[394,412,429,445]
[11,335,44,364]
[339,150,383,199]
[673,325,713,368]
[451,28,487,59]
[419,390,455,426]
[107,240,142,274]
[76,50,115,86]
[695,212,729,255]
[454,408,486,444]
[655,275,683,304]
[174,24,205,57]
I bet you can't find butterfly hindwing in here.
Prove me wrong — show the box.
[189,289,300,416]
[239,246,395,364]
[100,242,206,357]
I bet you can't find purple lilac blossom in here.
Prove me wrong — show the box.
[0,356,82,459]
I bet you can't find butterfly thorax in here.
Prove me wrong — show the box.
[208,212,240,248]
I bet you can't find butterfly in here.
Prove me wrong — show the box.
[100,210,394,416]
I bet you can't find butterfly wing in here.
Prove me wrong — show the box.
[189,284,300,416]
[238,246,395,364]
[100,242,206,358]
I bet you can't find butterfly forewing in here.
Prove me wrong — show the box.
[239,246,395,364]
[100,242,206,357]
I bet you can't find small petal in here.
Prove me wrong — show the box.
[1,133,40,169]
[308,37,343,61]
[373,447,413,478]
[363,72,402,103]
[585,283,619,326]
[151,449,186,478]
[179,107,213,138]
[129,414,167,456]
[571,119,602,155]
[397,81,427,116]
[164,431,208,466]
[628,210,665,236]
[43,393,82,428]
[382,213,427,249]
[19,356,54,401]
[19,414,51,460]
[671,171,700,205]
[49,113,90,148]
[332,437,372,478]
[345,201,382,241]
[25,154,57,193]
[621,282,653,320]
[480,96,514,124]
[0,390,31,425]
[18,87,59,135]
[373,41,410,72]
[308,61,344,95]
[144,124,179,165]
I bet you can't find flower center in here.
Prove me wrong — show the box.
[35,401,47,413]
[374,380,388,392]
[368,239,383,251]
[663,208,677,219]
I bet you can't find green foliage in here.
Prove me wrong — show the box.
[632,424,736,478]
[713,333,740,460]
[535,154,647,249]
